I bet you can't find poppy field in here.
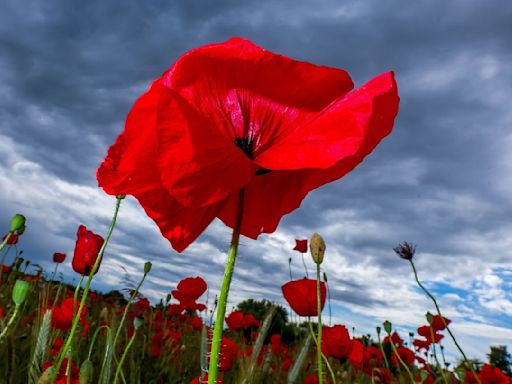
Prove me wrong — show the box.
[1,38,511,384]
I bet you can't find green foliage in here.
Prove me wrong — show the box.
[488,345,512,375]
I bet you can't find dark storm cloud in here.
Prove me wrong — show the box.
[1,0,512,355]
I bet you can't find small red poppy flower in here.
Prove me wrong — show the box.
[189,316,203,330]
[478,364,510,384]
[172,276,207,311]
[226,311,244,330]
[363,346,383,374]
[270,334,288,357]
[304,374,319,384]
[383,331,404,347]
[322,325,363,367]
[72,225,104,276]
[52,297,88,331]
[214,337,238,372]
[190,374,222,384]
[390,347,415,367]
[53,252,66,263]
[1,264,11,273]
[413,338,431,351]
[430,315,451,332]
[97,37,399,252]
[417,325,444,343]
[282,278,326,317]
[2,233,18,245]
[293,239,308,253]
[242,313,260,329]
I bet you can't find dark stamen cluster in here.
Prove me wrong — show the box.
[393,241,416,260]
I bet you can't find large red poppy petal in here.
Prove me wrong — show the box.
[154,84,257,207]
[254,72,399,170]
[132,186,225,253]
[161,37,354,113]
[97,82,164,195]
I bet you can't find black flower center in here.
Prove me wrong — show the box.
[234,137,271,176]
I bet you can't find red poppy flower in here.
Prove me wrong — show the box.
[189,316,203,330]
[417,325,443,343]
[226,311,244,330]
[363,346,383,374]
[209,336,238,372]
[282,278,326,316]
[383,331,404,347]
[270,334,288,357]
[1,264,10,273]
[97,37,399,252]
[478,364,510,384]
[390,347,415,367]
[430,315,451,332]
[243,313,260,329]
[293,239,308,253]
[72,225,104,276]
[53,252,66,263]
[321,325,363,367]
[51,297,88,331]
[171,276,207,311]
[412,338,431,351]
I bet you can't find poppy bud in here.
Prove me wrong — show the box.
[79,359,93,384]
[134,316,144,330]
[72,225,105,276]
[53,252,66,263]
[309,233,326,265]
[426,312,433,325]
[9,214,25,233]
[376,326,381,336]
[12,280,30,306]
[323,272,328,282]
[144,261,152,274]
[38,366,54,383]
[383,320,392,334]
[16,224,26,235]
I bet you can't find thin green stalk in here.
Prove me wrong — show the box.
[113,330,137,384]
[376,331,390,370]
[316,263,323,384]
[50,196,123,384]
[113,270,149,349]
[409,260,481,383]
[0,306,19,342]
[208,189,244,384]
[388,338,416,383]
[307,322,336,384]
[301,254,309,278]
[429,327,448,384]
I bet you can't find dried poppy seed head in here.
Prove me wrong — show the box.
[310,233,326,265]
[393,241,416,260]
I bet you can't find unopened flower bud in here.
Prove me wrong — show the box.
[426,312,433,325]
[383,320,392,334]
[12,280,30,305]
[376,326,381,336]
[323,272,328,282]
[309,233,326,265]
[9,214,26,233]
[134,316,144,330]
[79,359,93,384]
[16,224,26,235]
[38,366,54,383]
[144,261,152,274]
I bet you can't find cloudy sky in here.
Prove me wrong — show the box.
[1,0,511,363]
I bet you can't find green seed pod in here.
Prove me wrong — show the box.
[376,326,382,336]
[79,359,93,384]
[309,232,326,265]
[12,279,30,306]
[16,224,26,235]
[383,320,392,335]
[9,214,26,233]
[38,366,54,384]
[144,261,152,274]
[134,316,144,330]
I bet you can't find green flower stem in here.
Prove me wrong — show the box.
[50,196,123,384]
[113,330,137,384]
[0,305,19,342]
[409,260,481,384]
[376,332,390,370]
[113,269,149,350]
[387,337,416,383]
[307,321,336,384]
[0,232,12,253]
[208,189,244,384]
[316,263,323,384]
[429,327,448,384]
